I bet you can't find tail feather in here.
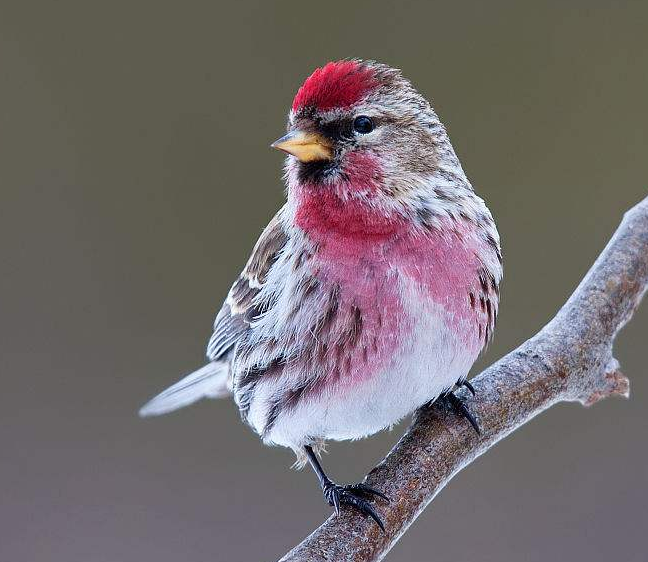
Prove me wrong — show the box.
[139,361,230,417]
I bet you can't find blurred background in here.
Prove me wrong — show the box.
[1,1,647,561]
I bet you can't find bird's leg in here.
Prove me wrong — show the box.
[442,388,481,434]
[303,445,388,532]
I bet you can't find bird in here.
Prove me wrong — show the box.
[139,59,502,530]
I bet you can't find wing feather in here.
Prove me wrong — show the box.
[206,210,288,361]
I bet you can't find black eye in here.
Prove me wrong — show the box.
[353,116,374,134]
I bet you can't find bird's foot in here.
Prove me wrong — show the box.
[321,480,388,531]
[456,378,476,396]
[443,389,481,435]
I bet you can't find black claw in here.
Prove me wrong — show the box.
[304,446,387,532]
[460,379,476,396]
[344,483,390,502]
[322,481,387,531]
[345,494,385,532]
[445,390,481,435]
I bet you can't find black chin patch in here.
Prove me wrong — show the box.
[297,159,340,184]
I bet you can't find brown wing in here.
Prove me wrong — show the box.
[206,210,288,361]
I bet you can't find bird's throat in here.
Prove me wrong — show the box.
[294,185,407,244]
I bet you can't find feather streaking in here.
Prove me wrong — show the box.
[140,60,503,470]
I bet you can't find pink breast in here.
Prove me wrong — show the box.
[295,200,489,391]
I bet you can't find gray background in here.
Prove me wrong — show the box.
[1,1,646,561]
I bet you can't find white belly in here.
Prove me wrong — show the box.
[263,293,479,451]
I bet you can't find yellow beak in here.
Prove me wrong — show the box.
[271,130,333,163]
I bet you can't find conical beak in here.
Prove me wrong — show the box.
[271,130,333,163]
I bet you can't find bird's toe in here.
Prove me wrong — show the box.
[321,481,387,531]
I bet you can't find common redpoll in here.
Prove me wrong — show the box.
[140,60,502,530]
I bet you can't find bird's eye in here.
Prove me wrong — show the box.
[353,116,374,134]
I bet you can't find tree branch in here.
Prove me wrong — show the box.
[278,196,648,562]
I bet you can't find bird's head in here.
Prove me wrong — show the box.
[272,60,466,211]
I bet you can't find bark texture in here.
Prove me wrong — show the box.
[278,196,648,562]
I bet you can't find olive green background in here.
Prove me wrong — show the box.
[1,1,646,561]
